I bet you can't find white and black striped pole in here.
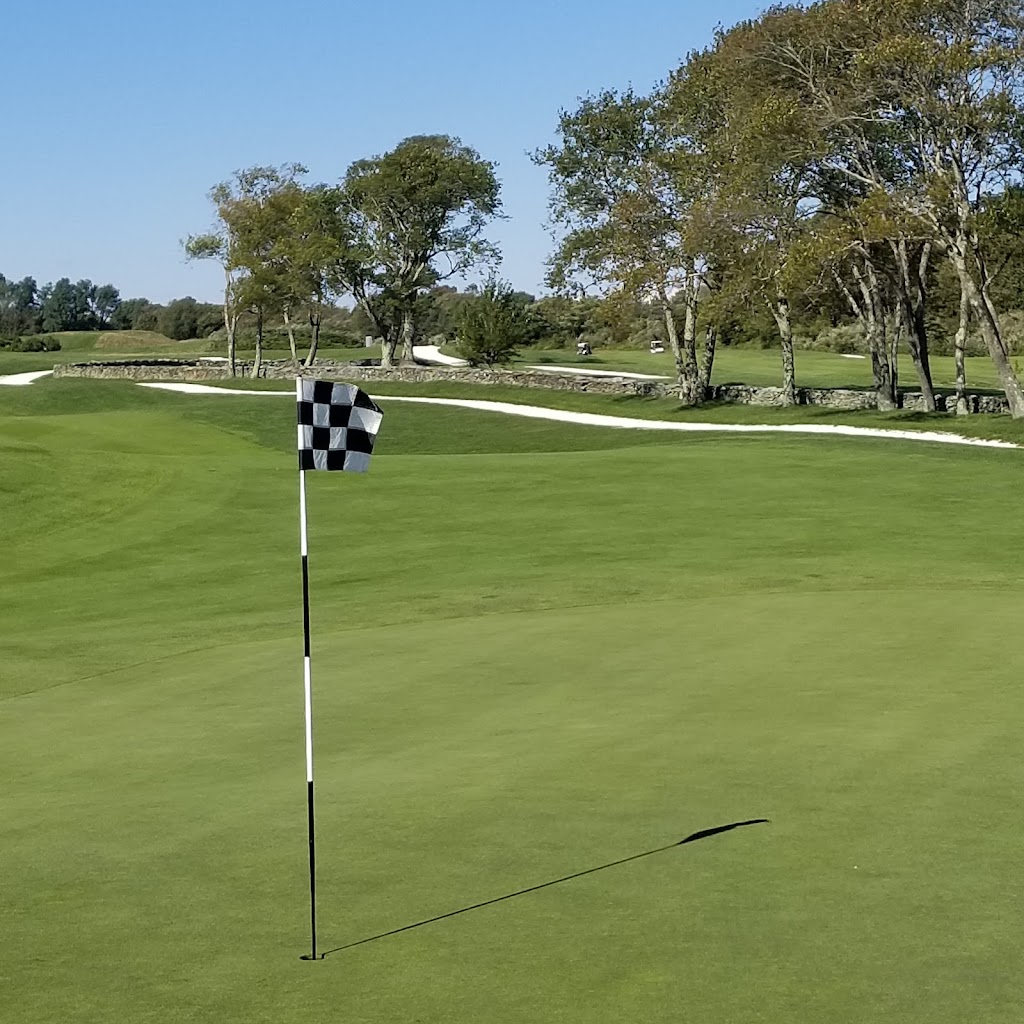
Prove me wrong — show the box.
[293,375,384,961]
[297,416,322,962]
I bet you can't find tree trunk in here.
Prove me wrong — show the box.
[888,312,900,398]
[680,282,702,404]
[380,331,398,369]
[226,319,237,378]
[399,308,416,364]
[252,307,263,379]
[283,306,298,365]
[303,311,321,368]
[940,193,1024,416]
[902,306,935,411]
[949,248,1024,417]
[660,292,700,405]
[954,280,971,416]
[867,320,897,411]
[222,268,237,378]
[699,325,717,396]
[769,290,797,406]
[853,260,897,412]
[893,239,936,412]
[353,287,394,368]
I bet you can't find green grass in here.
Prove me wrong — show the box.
[3,378,1024,1023]
[0,343,384,375]
[203,375,1024,446]
[518,345,1023,391]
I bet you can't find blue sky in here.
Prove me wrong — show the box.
[1,0,766,304]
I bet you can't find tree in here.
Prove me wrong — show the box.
[765,0,1024,416]
[184,168,305,375]
[158,297,201,341]
[111,297,158,331]
[40,278,91,333]
[738,0,942,408]
[535,89,711,403]
[455,279,531,366]
[879,0,1024,416]
[185,232,243,374]
[91,284,121,329]
[0,275,39,336]
[665,12,830,406]
[271,181,343,368]
[341,135,503,368]
[212,165,309,375]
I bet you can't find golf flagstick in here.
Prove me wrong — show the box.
[298,461,321,961]
[295,377,384,961]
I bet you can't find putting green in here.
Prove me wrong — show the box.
[3,380,1024,1023]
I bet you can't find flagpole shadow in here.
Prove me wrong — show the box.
[321,818,769,957]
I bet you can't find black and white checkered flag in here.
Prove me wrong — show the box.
[296,379,383,472]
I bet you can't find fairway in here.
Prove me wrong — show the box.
[4,380,1024,1023]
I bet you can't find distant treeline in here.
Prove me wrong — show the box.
[5,268,1021,361]
[0,275,222,341]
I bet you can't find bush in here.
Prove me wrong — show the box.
[804,323,865,353]
[999,310,1024,355]
[455,280,530,367]
[11,335,61,352]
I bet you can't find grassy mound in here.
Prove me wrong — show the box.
[93,330,180,350]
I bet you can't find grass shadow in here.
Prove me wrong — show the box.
[321,818,769,957]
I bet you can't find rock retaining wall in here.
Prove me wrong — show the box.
[51,358,1011,414]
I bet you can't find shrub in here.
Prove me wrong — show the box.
[999,310,1024,355]
[455,279,531,367]
[805,323,865,353]
[11,335,61,352]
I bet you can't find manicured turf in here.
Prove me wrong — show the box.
[3,378,1024,1023]
[199,375,1024,446]
[521,345,1022,391]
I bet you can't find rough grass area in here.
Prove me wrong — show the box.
[93,330,183,350]
[2,377,1024,1023]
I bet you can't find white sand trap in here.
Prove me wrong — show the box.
[0,370,54,386]
[136,381,1018,450]
[413,345,468,366]
[839,354,867,359]
[527,365,670,380]
[138,382,291,396]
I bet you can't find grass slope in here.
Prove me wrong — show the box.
[3,379,1024,1023]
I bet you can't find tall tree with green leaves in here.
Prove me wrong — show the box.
[185,166,306,375]
[341,135,503,368]
[0,275,39,336]
[666,11,827,406]
[183,230,243,375]
[764,0,1024,415]
[535,88,712,403]
[223,165,308,375]
[876,0,1024,416]
[741,0,943,409]
[91,284,121,330]
[40,278,92,333]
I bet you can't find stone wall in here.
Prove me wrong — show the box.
[52,358,1011,414]
[53,359,230,382]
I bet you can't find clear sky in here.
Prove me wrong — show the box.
[0,0,767,304]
